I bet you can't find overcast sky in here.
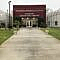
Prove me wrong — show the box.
[0,0,60,12]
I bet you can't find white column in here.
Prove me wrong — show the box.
[29,21,30,27]
[26,20,27,27]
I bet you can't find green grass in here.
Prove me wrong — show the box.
[41,28,60,40]
[0,29,14,45]
[48,28,60,40]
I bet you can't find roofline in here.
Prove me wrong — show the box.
[13,4,46,6]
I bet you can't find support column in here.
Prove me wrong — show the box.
[29,21,30,27]
[26,20,27,27]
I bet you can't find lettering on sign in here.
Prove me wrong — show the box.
[16,10,44,12]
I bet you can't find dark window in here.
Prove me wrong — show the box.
[55,21,58,25]
[1,23,5,28]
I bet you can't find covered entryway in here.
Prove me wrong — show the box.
[24,17,38,27]
[13,16,46,28]
[26,20,32,27]
[13,5,46,28]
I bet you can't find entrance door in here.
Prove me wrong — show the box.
[27,22,29,26]
[30,21,31,26]
[26,21,32,27]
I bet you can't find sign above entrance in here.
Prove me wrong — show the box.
[13,5,46,18]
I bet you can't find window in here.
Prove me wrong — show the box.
[55,21,58,25]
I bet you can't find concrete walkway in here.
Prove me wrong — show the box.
[0,28,60,60]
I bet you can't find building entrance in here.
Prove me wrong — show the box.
[21,17,38,27]
[14,16,46,28]
[13,5,46,28]
[26,20,32,27]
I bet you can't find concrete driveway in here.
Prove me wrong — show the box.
[0,28,60,60]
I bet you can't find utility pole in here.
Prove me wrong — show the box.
[8,1,11,30]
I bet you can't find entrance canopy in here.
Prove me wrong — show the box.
[13,5,46,18]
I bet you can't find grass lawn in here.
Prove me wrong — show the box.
[0,29,14,45]
[41,28,60,40]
